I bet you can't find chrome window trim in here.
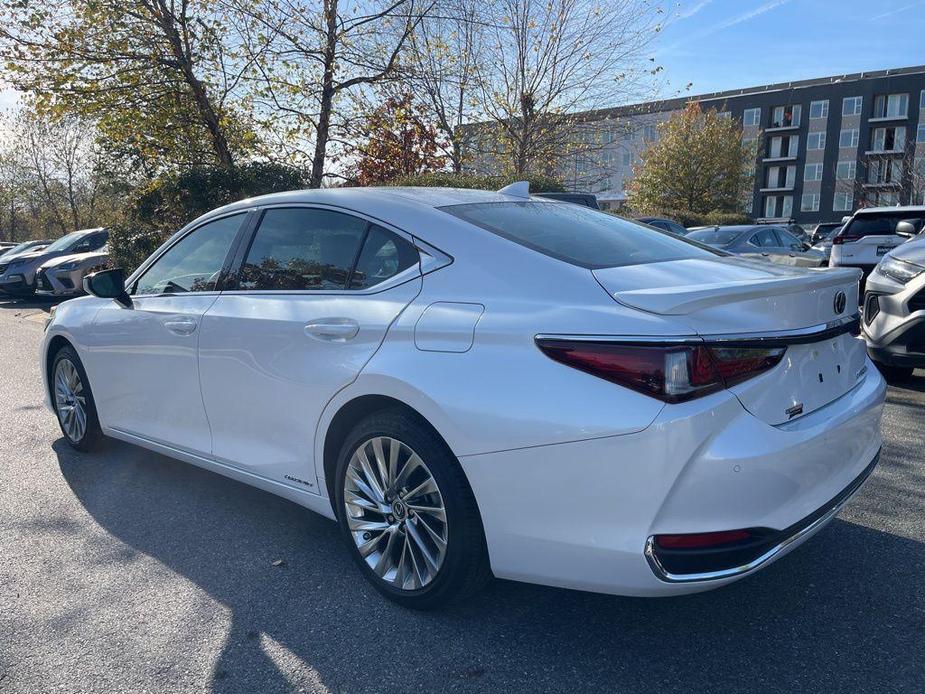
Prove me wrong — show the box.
[535,314,860,348]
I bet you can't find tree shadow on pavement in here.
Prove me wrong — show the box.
[54,439,924,694]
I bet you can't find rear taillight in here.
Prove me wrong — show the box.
[654,530,754,549]
[536,339,785,403]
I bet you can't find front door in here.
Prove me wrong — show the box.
[198,207,422,491]
[84,213,248,454]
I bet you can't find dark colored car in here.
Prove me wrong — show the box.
[810,221,843,245]
[0,229,108,297]
[686,224,826,267]
[635,217,688,236]
[534,192,600,209]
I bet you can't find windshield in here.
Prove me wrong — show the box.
[44,231,86,253]
[439,202,719,269]
[4,241,40,256]
[842,212,925,238]
[685,228,743,246]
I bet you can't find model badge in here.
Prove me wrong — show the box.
[785,403,804,419]
[833,290,847,315]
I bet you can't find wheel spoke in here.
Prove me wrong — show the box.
[355,448,385,503]
[342,436,447,592]
[370,438,390,491]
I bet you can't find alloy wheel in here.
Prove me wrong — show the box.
[343,436,448,590]
[54,358,87,443]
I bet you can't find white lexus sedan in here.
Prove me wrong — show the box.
[42,184,885,608]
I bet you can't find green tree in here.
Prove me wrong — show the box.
[0,0,257,173]
[626,103,758,215]
[351,91,447,186]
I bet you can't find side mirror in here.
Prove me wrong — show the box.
[896,220,917,238]
[84,268,132,307]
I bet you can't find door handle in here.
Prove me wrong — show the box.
[305,318,360,342]
[163,317,198,335]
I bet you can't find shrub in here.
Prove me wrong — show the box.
[623,208,752,228]
[389,172,565,193]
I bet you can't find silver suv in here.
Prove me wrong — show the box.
[863,231,925,380]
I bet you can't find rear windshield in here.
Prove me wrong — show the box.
[439,202,720,269]
[842,212,925,238]
[685,228,743,246]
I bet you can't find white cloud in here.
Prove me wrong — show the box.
[678,0,714,19]
[709,0,794,33]
[871,1,925,21]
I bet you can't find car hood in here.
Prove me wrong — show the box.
[888,236,925,266]
[40,250,108,270]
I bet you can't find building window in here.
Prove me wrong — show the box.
[839,128,859,148]
[622,151,632,167]
[842,96,863,116]
[867,159,904,184]
[836,160,857,180]
[717,111,731,119]
[768,135,799,158]
[766,165,796,188]
[809,100,829,119]
[872,93,909,119]
[643,125,658,141]
[804,163,823,181]
[801,193,820,212]
[834,191,854,211]
[919,124,925,143]
[807,131,826,150]
[921,90,925,109]
[872,190,900,206]
[871,126,906,152]
[770,104,801,128]
[781,196,793,218]
[743,108,760,126]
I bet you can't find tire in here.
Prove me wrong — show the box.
[51,345,103,451]
[875,362,914,382]
[334,409,491,609]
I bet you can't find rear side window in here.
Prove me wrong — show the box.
[241,208,367,290]
[440,202,718,269]
[749,229,779,248]
[686,228,743,246]
[350,225,418,289]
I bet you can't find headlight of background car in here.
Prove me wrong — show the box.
[878,256,925,284]
[57,261,79,270]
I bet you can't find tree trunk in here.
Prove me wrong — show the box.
[310,0,339,189]
[155,0,234,169]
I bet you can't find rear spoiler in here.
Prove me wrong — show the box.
[610,267,862,316]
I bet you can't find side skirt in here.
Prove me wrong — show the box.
[102,427,337,521]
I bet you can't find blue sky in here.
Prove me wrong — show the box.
[655,0,925,98]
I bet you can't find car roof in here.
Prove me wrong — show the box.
[855,206,925,215]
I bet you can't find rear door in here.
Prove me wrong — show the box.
[198,206,422,491]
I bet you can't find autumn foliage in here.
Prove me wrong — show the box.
[352,92,448,186]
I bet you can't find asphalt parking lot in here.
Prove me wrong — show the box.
[1,297,923,694]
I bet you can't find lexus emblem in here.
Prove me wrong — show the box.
[833,290,847,315]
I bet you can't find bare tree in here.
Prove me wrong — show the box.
[473,0,665,176]
[405,0,484,172]
[228,0,434,187]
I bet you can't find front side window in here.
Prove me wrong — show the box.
[134,214,245,295]
[440,202,719,269]
[750,229,779,247]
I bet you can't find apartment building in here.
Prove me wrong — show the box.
[462,65,925,225]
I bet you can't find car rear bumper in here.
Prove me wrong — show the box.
[459,361,885,596]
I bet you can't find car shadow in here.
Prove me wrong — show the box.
[53,439,923,693]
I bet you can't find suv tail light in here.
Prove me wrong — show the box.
[536,339,785,403]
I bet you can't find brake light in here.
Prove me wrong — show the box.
[832,227,861,245]
[536,339,785,403]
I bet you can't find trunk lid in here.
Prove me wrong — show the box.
[592,256,866,425]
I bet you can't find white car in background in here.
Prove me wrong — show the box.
[830,207,925,282]
[35,246,110,298]
[41,184,885,608]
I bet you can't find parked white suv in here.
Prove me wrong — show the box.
[830,207,925,282]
